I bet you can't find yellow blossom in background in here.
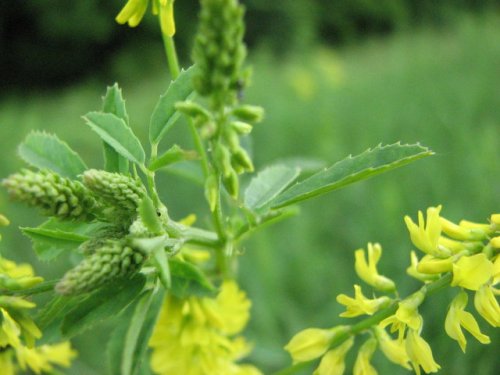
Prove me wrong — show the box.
[336,284,390,317]
[405,329,440,375]
[445,291,490,352]
[374,326,410,369]
[116,0,176,36]
[404,206,446,257]
[451,253,494,290]
[354,243,395,292]
[149,280,261,375]
[353,338,378,375]
[0,255,76,374]
[313,337,354,375]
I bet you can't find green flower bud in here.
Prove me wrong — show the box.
[232,147,254,173]
[82,169,146,215]
[56,240,147,295]
[214,144,233,178]
[232,105,264,123]
[2,169,97,221]
[223,169,239,199]
[230,121,253,135]
[175,101,211,122]
[204,174,219,212]
[193,0,246,107]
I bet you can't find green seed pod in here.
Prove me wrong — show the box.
[82,169,146,215]
[193,0,246,107]
[214,144,233,178]
[223,168,239,199]
[56,240,147,295]
[175,101,211,122]
[232,147,254,173]
[2,169,97,221]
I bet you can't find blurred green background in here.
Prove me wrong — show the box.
[1,1,499,374]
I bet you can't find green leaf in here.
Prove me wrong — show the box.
[148,145,198,171]
[149,66,197,145]
[18,131,87,179]
[21,219,104,261]
[61,274,146,339]
[83,112,145,165]
[170,259,215,298]
[152,249,171,290]
[107,288,164,375]
[244,164,300,209]
[268,143,433,208]
[138,197,162,234]
[102,84,130,174]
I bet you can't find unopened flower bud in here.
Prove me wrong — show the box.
[232,105,264,123]
[82,169,146,215]
[230,121,253,135]
[2,169,97,221]
[56,240,147,295]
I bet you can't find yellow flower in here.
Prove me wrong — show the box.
[474,284,500,327]
[440,217,489,241]
[416,254,453,275]
[406,251,439,282]
[116,0,149,27]
[404,206,448,257]
[354,243,395,292]
[451,253,494,290]
[336,285,391,317]
[313,337,354,375]
[374,326,410,369]
[0,351,15,375]
[405,329,440,375]
[149,280,260,375]
[445,291,490,352]
[285,326,348,363]
[490,213,500,227]
[395,292,425,330]
[490,236,500,249]
[116,0,176,37]
[353,338,378,375]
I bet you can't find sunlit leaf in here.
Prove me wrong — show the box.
[269,143,433,208]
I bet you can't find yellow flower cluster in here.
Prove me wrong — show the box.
[149,280,261,375]
[0,257,77,375]
[116,0,176,36]
[285,207,499,375]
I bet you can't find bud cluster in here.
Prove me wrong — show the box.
[56,239,148,295]
[2,169,97,221]
[82,169,146,217]
[192,0,247,108]
[285,207,499,375]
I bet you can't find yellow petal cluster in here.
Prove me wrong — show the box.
[0,255,76,374]
[405,329,440,375]
[354,243,395,292]
[451,253,494,291]
[116,0,176,36]
[336,285,390,317]
[149,280,261,375]
[353,338,378,375]
[404,206,447,257]
[445,291,490,352]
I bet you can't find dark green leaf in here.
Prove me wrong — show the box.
[22,219,104,261]
[102,84,130,174]
[83,112,145,165]
[244,165,300,209]
[148,145,198,171]
[61,274,146,338]
[138,197,162,234]
[149,66,197,145]
[152,250,171,290]
[269,143,433,208]
[170,259,215,298]
[18,131,87,179]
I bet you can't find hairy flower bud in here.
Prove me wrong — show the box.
[56,240,147,295]
[2,169,97,221]
[82,169,146,215]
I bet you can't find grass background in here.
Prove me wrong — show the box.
[0,12,499,375]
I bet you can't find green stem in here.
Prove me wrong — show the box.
[162,35,180,79]
[2,280,58,296]
[272,273,454,375]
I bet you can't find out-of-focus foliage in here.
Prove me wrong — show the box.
[1,0,497,88]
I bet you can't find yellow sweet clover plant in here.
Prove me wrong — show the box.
[284,207,499,374]
[0,1,497,375]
